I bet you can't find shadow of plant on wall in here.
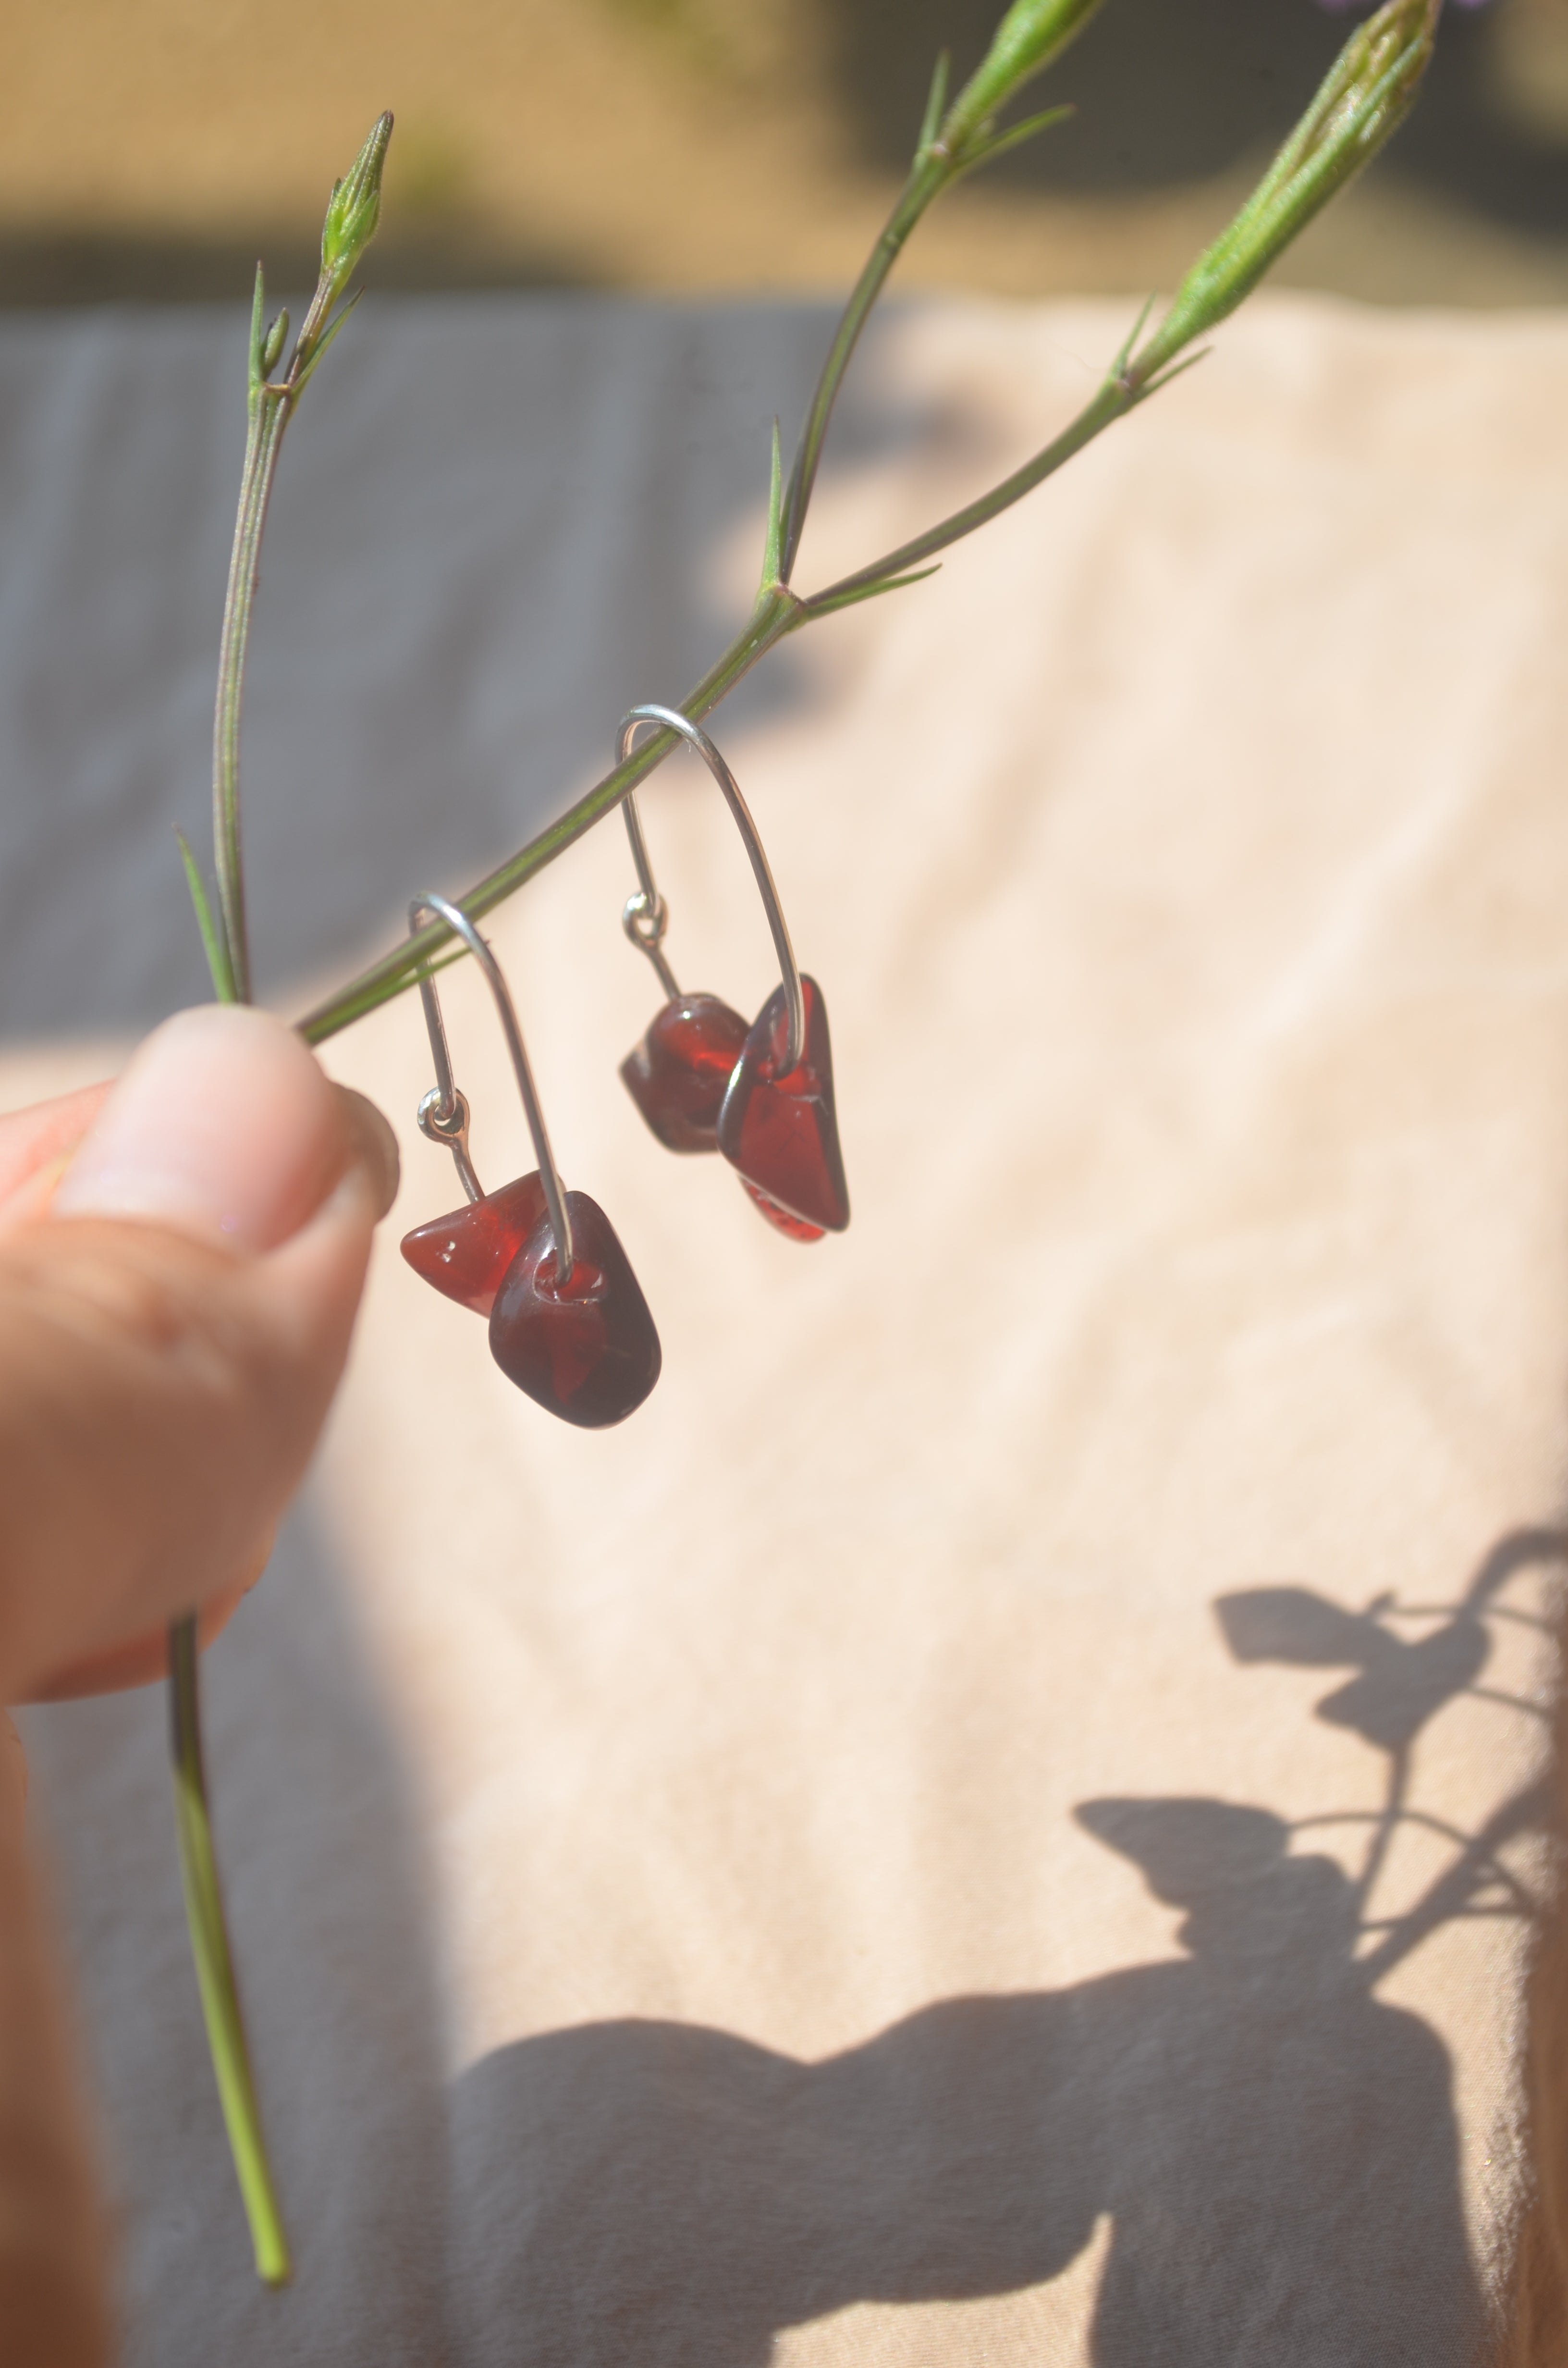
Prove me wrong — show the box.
[1214,1522,1559,1986]
[450,1528,1559,2366]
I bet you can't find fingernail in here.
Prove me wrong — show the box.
[332,1085,401,1220]
[53,1005,343,1253]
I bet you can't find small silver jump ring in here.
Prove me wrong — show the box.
[417,1082,472,1146]
[620,888,678,998]
[616,703,806,1072]
[622,889,670,949]
[407,891,575,1280]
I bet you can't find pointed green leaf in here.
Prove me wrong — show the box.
[1109,293,1156,385]
[175,828,237,1002]
[1127,347,1210,407]
[290,288,363,396]
[805,564,941,621]
[246,264,266,415]
[918,50,952,155]
[957,102,1073,177]
[760,418,784,592]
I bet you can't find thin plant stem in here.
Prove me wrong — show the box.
[176,359,296,2290]
[169,1618,291,2284]
[170,818,291,2280]
[172,111,393,2286]
[779,25,1079,580]
[165,900,289,2274]
[207,112,391,1009]
[778,144,948,581]
[213,402,289,1003]
[803,370,1133,613]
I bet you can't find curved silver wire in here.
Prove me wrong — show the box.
[408,891,574,1280]
[618,703,805,1071]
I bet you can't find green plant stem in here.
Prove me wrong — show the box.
[778,146,950,581]
[212,115,392,1005]
[170,840,293,2282]
[169,1617,291,2284]
[777,62,1074,582]
[804,369,1133,612]
[178,404,297,2282]
[213,401,289,1003]
[172,112,392,2293]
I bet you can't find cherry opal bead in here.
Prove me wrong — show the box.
[400,1172,548,1317]
[489,1190,662,1427]
[620,992,751,1152]
[739,1176,826,1243]
[717,975,849,1234]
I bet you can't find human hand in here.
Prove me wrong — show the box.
[0,1005,398,1705]
[0,1008,395,2366]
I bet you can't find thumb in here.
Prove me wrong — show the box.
[0,1006,397,1701]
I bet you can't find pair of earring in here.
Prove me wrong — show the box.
[397,708,845,1427]
[615,705,849,1242]
[399,891,662,1429]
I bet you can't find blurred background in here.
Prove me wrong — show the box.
[1,0,1566,311]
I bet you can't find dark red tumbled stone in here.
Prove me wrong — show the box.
[401,1172,548,1317]
[717,976,849,1234]
[620,992,751,1152]
[489,1190,662,1427]
[738,1176,826,1243]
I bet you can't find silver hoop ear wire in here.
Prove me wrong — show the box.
[617,703,806,1072]
[408,891,575,1281]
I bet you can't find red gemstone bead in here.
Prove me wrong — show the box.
[717,975,849,1234]
[489,1190,662,1427]
[401,1172,548,1317]
[738,1177,826,1243]
[620,993,751,1152]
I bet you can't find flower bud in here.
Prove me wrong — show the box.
[259,309,289,375]
[320,112,393,296]
[942,0,1107,158]
[1133,0,1438,382]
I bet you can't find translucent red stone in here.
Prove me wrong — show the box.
[400,1172,548,1317]
[717,975,849,1234]
[489,1190,662,1427]
[620,992,751,1152]
[738,1177,826,1242]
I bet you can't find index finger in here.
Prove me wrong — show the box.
[0,1081,114,1237]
